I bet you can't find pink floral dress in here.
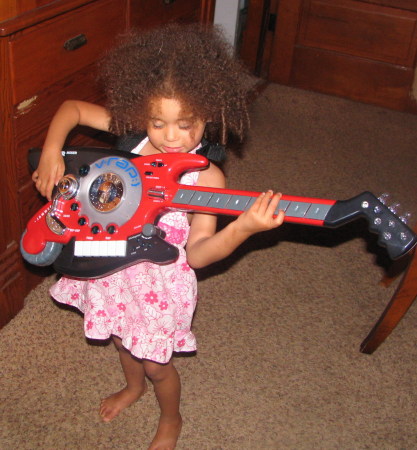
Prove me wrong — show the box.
[50,141,200,364]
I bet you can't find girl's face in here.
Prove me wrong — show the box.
[147,97,206,154]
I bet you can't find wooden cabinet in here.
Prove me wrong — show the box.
[243,0,417,112]
[129,0,215,29]
[0,0,215,328]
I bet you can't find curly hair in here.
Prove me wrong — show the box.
[98,23,251,145]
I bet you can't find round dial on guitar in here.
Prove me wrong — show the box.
[77,156,143,228]
[89,173,124,212]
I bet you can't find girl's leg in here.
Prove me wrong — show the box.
[144,359,182,450]
[100,335,148,422]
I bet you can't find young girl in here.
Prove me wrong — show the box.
[32,23,285,450]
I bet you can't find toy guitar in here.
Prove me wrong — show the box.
[21,147,417,279]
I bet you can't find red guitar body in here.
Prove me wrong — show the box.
[20,147,417,278]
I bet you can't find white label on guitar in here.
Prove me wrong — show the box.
[74,240,127,257]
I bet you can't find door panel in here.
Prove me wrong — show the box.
[241,0,417,112]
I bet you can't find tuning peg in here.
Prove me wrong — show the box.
[388,202,401,214]
[399,212,412,224]
[378,193,391,205]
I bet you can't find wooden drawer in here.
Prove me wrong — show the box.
[130,0,203,29]
[13,64,104,187]
[0,241,25,328]
[14,64,114,228]
[361,0,417,13]
[299,0,417,66]
[10,0,126,105]
[19,181,45,230]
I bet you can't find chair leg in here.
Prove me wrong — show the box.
[379,254,411,288]
[360,248,417,354]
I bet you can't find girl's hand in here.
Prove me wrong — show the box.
[186,185,285,269]
[235,190,285,235]
[32,150,65,201]
[31,100,111,201]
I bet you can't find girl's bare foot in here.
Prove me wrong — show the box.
[148,414,182,450]
[100,383,148,422]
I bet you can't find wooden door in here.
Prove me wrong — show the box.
[240,0,417,113]
[240,0,279,78]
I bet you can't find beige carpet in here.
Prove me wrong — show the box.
[1,83,417,449]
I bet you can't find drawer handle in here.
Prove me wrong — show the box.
[64,34,87,51]
[163,0,176,4]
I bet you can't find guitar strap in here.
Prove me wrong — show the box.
[115,132,146,152]
[115,133,226,162]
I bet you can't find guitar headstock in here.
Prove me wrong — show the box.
[324,192,417,260]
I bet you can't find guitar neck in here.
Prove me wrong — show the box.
[170,185,336,226]
[170,186,417,260]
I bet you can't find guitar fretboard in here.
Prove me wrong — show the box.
[172,188,335,223]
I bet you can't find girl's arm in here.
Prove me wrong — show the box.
[33,100,111,200]
[186,164,285,269]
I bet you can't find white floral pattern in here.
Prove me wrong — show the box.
[50,169,200,363]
